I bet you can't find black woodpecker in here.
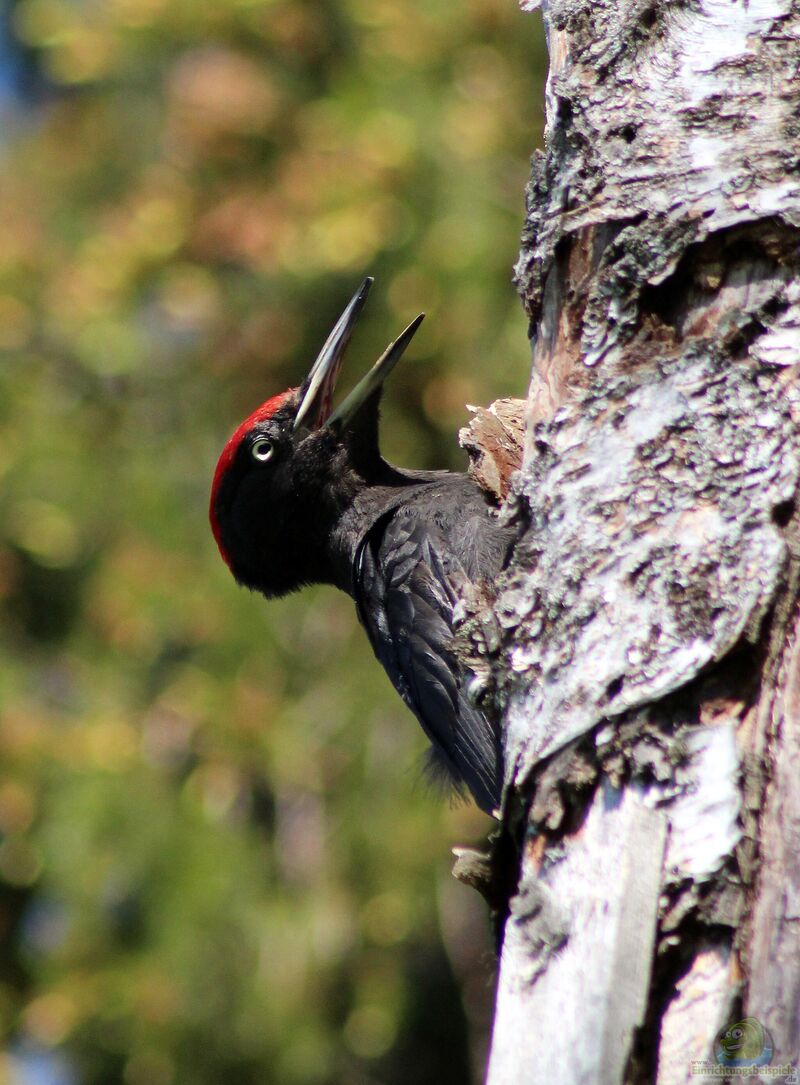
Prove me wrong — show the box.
[210,279,513,814]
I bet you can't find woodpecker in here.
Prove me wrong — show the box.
[210,278,513,814]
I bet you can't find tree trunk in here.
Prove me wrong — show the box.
[473,0,800,1080]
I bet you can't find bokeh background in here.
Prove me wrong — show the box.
[0,2,545,1082]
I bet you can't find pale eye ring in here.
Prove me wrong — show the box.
[251,437,275,463]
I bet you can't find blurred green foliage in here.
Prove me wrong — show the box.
[0,1,545,1082]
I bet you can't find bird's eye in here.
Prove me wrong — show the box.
[251,437,275,463]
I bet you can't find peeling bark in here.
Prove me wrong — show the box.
[477,0,800,1081]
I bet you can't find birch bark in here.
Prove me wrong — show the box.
[474,0,800,1081]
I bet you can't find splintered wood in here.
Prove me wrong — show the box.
[460,398,525,504]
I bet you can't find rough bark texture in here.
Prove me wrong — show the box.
[469,0,800,1081]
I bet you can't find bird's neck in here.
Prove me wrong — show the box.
[325,472,447,595]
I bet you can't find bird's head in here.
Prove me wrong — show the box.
[210,277,423,595]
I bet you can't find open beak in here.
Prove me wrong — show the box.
[293,277,373,432]
[325,312,424,429]
[293,277,425,434]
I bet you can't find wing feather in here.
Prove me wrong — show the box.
[355,508,502,814]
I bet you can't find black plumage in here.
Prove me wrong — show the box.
[355,480,510,812]
[210,280,513,814]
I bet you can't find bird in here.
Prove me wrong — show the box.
[209,278,514,814]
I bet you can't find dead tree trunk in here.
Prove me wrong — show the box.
[469,0,800,1080]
